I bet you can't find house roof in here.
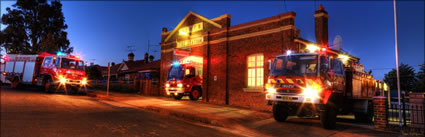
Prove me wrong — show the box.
[164,11,223,42]
[120,60,161,74]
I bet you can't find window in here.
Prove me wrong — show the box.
[247,54,264,88]
[42,57,53,67]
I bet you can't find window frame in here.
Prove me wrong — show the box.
[246,53,264,88]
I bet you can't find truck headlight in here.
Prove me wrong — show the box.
[166,83,170,88]
[267,88,277,94]
[301,83,321,99]
[81,78,87,85]
[177,83,183,88]
[59,77,67,84]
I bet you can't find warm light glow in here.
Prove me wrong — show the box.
[338,54,350,64]
[167,92,170,95]
[166,83,170,88]
[177,83,183,88]
[60,77,67,84]
[180,56,203,64]
[306,44,319,53]
[321,48,327,52]
[81,77,87,85]
[267,88,277,94]
[179,27,189,36]
[300,82,321,99]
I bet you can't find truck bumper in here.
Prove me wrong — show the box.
[165,87,185,96]
[266,93,321,104]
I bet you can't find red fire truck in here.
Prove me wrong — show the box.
[265,45,389,129]
[2,52,88,93]
[165,56,203,100]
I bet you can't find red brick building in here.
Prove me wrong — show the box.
[160,6,330,111]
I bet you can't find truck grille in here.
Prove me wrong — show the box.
[277,89,301,94]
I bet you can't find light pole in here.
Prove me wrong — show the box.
[393,0,402,126]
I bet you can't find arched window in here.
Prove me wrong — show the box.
[247,54,264,88]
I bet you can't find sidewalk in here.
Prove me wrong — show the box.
[87,91,273,128]
[86,91,402,137]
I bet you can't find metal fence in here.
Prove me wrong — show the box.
[387,96,424,134]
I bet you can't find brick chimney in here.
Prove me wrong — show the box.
[128,52,134,62]
[314,5,329,47]
[144,53,149,64]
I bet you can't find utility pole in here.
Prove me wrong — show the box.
[393,0,402,126]
[107,62,111,96]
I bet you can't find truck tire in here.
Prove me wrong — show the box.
[273,102,289,122]
[189,87,201,100]
[44,79,55,93]
[11,78,19,89]
[320,104,337,129]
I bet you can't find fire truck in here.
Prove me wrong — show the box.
[165,56,203,100]
[1,52,88,93]
[265,45,389,129]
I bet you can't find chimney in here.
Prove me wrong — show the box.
[144,53,149,63]
[111,62,115,66]
[314,4,329,47]
[128,52,135,62]
[90,62,94,66]
[149,55,154,62]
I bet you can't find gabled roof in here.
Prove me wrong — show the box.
[119,60,160,74]
[164,11,223,42]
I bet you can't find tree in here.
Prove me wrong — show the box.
[413,64,425,92]
[0,0,72,54]
[384,63,417,92]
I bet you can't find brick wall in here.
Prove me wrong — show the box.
[160,11,313,112]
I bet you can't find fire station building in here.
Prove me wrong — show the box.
[160,6,330,111]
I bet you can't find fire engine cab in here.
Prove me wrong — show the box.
[165,56,203,100]
[265,44,389,129]
[2,52,88,93]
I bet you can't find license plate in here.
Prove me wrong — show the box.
[281,96,292,101]
[280,84,296,88]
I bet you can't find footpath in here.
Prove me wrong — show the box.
[86,90,401,137]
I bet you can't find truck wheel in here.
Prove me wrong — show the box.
[189,87,201,100]
[320,104,337,129]
[44,79,55,93]
[273,102,289,122]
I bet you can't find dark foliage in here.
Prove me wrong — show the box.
[1,0,72,54]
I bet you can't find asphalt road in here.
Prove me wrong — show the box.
[0,86,241,137]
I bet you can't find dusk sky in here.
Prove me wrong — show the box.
[1,1,424,80]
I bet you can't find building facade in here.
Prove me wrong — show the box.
[160,6,330,111]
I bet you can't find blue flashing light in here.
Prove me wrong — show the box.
[172,61,180,66]
[57,52,66,56]
[286,50,292,55]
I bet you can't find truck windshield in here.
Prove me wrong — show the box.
[168,65,184,80]
[270,55,318,77]
[61,58,85,70]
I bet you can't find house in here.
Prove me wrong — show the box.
[93,52,160,83]
[160,5,340,111]
[116,52,160,82]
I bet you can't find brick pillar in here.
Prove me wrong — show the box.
[373,96,387,130]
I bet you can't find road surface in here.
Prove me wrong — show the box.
[0,86,241,137]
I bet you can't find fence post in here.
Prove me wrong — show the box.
[373,96,388,130]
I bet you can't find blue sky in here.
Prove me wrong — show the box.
[1,1,424,80]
